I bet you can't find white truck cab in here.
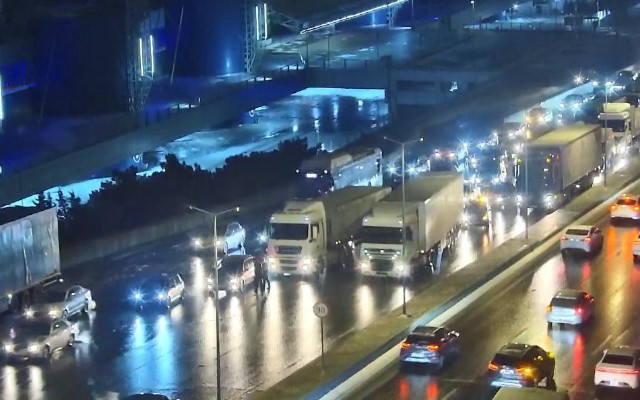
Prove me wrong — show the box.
[267,187,391,277]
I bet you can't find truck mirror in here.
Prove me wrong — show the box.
[312,225,319,239]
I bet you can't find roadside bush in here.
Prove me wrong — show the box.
[53,138,316,245]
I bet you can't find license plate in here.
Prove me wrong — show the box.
[501,368,515,375]
[413,351,427,357]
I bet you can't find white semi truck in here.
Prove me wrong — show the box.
[266,186,391,277]
[357,172,464,278]
[598,102,640,152]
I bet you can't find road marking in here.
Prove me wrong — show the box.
[440,387,461,400]
[590,334,613,357]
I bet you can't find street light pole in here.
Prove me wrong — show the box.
[603,82,612,187]
[188,204,239,400]
[383,136,423,316]
[524,139,529,241]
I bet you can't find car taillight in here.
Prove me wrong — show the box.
[597,367,640,375]
[611,205,617,210]
[583,237,591,242]
[547,305,552,312]
[427,344,439,351]
[576,307,583,315]
[560,235,567,241]
[634,206,640,211]
[488,362,499,371]
[517,367,534,376]
[401,341,410,350]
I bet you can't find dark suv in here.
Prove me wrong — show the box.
[488,343,555,388]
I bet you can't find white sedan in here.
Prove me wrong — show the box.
[219,221,246,255]
[595,346,640,389]
[610,195,640,221]
[1,318,78,360]
[560,225,603,256]
[26,285,95,319]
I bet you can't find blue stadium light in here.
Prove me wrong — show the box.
[263,3,268,39]
[0,75,3,120]
[149,35,155,76]
[138,37,144,76]
[300,0,408,34]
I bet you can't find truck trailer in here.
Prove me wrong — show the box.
[516,123,602,210]
[357,172,464,278]
[267,186,391,277]
[0,207,61,313]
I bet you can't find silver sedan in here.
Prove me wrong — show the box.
[26,284,95,320]
[1,318,78,360]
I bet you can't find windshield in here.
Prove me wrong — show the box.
[602,354,634,365]
[12,322,50,337]
[492,353,522,366]
[37,291,66,303]
[600,119,626,132]
[565,229,589,236]
[405,334,436,344]
[269,223,309,240]
[551,297,578,308]
[141,279,165,292]
[359,226,403,244]
[617,198,637,206]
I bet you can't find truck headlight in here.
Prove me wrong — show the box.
[395,263,406,273]
[157,292,166,300]
[28,343,40,353]
[544,194,553,203]
[301,257,312,270]
[360,261,370,270]
[24,309,34,318]
[268,257,276,266]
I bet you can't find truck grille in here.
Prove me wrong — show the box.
[276,246,302,255]
[371,259,394,272]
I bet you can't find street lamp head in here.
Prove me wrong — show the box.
[235,207,240,212]
[419,137,424,142]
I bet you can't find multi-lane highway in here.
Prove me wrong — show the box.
[368,185,640,400]
[0,204,523,399]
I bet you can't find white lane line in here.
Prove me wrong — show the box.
[590,334,613,357]
[441,387,461,400]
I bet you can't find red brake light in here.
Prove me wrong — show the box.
[427,344,439,351]
[488,362,499,371]
[401,341,410,350]
[576,307,583,315]
[597,367,640,375]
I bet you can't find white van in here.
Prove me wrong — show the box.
[492,388,569,400]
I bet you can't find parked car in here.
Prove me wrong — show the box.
[488,343,555,388]
[546,289,595,328]
[400,325,459,369]
[208,255,256,294]
[559,225,603,256]
[131,273,185,310]
[26,284,95,320]
[595,346,640,390]
[1,318,78,361]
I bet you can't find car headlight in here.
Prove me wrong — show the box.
[157,292,166,300]
[268,257,276,266]
[395,263,406,272]
[497,196,504,203]
[48,308,61,318]
[133,291,142,301]
[229,277,238,286]
[3,343,13,352]
[28,343,40,353]
[544,194,553,202]
[302,257,312,266]
[592,80,599,87]
[24,309,34,318]
[516,195,523,203]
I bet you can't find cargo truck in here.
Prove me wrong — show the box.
[516,123,603,211]
[357,173,464,278]
[266,186,391,277]
[598,102,640,152]
[0,207,61,313]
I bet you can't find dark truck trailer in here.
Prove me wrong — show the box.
[517,123,603,211]
[0,207,61,313]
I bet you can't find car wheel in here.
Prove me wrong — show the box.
[82,302,89,315]
[67,334,75,348]
[62,309,68,319]
[223,242,229,255]
[42,346,51,360]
